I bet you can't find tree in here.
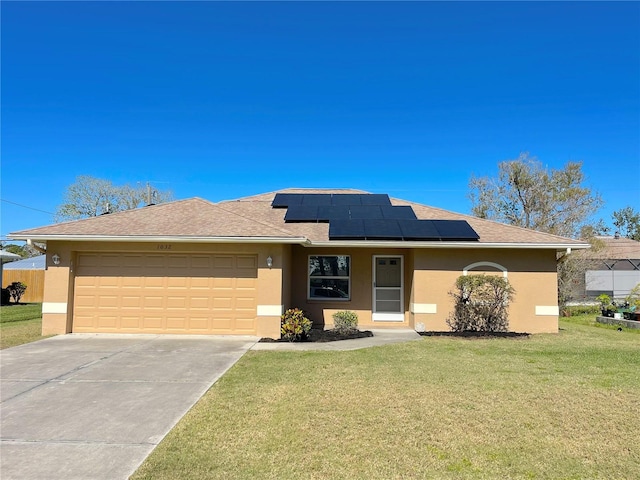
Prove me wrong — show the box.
[469,153,602,238]
[612,206,640,241]
[2,244,34,258]
[55,176,173,222]
[7,282,27,304]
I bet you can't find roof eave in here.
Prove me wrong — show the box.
[9,234,590,250]
[306,240,591,250]
[9,234,310,245]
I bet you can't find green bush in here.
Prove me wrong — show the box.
[596,294,611,307]
[446,274,514,332]
[332,310,358,333]
[7,282,27,304]
[625,283,640,309]
[280,308,312,342]
[564,305,600,317]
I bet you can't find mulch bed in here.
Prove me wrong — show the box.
[259,329,374,343]
[419,331,530,339]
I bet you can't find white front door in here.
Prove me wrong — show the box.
[373,256,404,321]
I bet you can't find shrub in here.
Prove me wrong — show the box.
[625,283,640,309]
[597,293,612,307]
[1,288,10,306]
[332,310,358,333]
[564,305,600,317]
[446,274,514,332]
[281,308,312,342]
[7,282,27,304]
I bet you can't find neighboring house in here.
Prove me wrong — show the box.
[574,235,640,300]
[8,189,589,338]
[2,255,46,303]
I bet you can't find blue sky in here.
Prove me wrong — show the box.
[2,1,639,240]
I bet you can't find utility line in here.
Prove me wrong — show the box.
[1,199,55,215]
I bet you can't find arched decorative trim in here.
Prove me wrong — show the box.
[463,261,508,278]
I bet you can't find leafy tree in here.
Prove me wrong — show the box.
[469,153,602,238]
[55,176,172,222]
[612,206,640,241]
[3,244,29,258]
[7,282,27,303]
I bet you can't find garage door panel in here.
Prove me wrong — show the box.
[97,295,118,307]
[166,317,187,330]
[97,316,118,328]
[73,253,257,335]
[120,316,141,329]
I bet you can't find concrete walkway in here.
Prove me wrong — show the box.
[0,334,257,480]
[251,328,422,351]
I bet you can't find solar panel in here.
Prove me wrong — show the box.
[432,220,480,240]
[381,206,418,220]
[360,194,392,206]
[302,194,332,206]
[349,205,383,219]
[330,194,363,206]
[317,206,350,222]
[271,193,304,208]
[329,219,365,239]
[363,219,403,239]
[284,206,319,222]
[398,220,441,240]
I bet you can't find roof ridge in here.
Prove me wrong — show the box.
[36,198,206,230]
[211,202,304,238]
[225,188,372,203]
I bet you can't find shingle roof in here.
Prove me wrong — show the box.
[9,188,588,248]
[576,236,640,260]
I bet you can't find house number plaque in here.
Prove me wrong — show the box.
[156,244,172,250]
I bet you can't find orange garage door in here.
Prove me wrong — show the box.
[73,253,258,334]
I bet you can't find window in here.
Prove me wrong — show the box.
[308,255,350,300]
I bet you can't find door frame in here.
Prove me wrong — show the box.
[372,255,404,322]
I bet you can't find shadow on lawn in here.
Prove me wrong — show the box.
[419,331,530,339]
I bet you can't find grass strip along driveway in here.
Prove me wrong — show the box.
[0,303,48,349]
[132,317,640,479]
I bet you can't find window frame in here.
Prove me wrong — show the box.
[307,255,351,301]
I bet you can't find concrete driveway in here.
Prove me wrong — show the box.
[0,334,257,480]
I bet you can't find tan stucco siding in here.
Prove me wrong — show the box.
[290,246,558,333]
[290,246,413,329]
[41,241,284,338]
[411,249,558,333]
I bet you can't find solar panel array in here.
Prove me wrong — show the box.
[329,219,480,241]
[272,193,392,208]
[271,193,479,242]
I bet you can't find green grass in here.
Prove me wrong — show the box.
[0,303,48,349]
[132,315,640,480]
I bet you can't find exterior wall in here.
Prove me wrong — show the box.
[40,240,561,337]
[411,249,559,334]
[41,241,286,338]
[41,242,75,335]
[2,270,45,303]
[290,246,559,334]
[290,246,413,329]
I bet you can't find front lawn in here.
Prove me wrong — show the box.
[0,303,48,349]
[132,316,640,479]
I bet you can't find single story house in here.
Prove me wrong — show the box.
[9,189,589,338]
[2,254,46,303]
